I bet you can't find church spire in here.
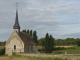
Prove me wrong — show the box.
[13,3,20,33]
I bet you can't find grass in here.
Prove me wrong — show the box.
[1,46,80,60]
[0,55,68,60]
[53,46,80,54]
[39,45,80,54]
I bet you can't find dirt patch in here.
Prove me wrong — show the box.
[55,46,74,49]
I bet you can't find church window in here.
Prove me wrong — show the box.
[14,45,16,50]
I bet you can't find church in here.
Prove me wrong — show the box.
[5,5,38,55]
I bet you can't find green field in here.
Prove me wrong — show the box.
[53,46,80,54]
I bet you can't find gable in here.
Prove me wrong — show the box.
[6,30,24,45]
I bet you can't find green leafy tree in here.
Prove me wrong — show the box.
[22,29,26,33]
[76,38,80,46]
[27,29,29,34]
[38,38,45,46]
[33,31,38,45]
[0,48,5,56]
[45,33,50,53]
[44,33,54,53]
[30,30,32,37]
[49,35,54,53]
[55,38,76,46]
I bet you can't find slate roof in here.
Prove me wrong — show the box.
[13,8,20,29]
[19,32,37,45]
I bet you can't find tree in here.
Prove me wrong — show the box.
[0,42,1,46]
[49,35,54,53]
[33,31,38,45]
[22,29,26,33]
[38,38,45,46]
[44,33,54,53]
[27,29,29,34]
[45,33,50,53]
[0,48,5,56]
[76,38,80,46]
[30,30,32,37]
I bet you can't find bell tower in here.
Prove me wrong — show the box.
[13,3,20,33]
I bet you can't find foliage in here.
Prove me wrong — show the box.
[45,33,50,53]
[30,30,32,37]
[54,38,76,46]
[33,31,38,45]
[38,38,45,46]
[22,29,38,45]
[76,38,80,46]
[45,33,54,53]
[0,48,5,56]
[49,35,55,52]
[22,29,79,47]
[22,29,27,33]
[38,38,78,47]
[22,29,80,54]
[27,29,29,34]
[0,41,6,46]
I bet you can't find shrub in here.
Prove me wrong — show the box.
[76,39,80,46]
[0,48,5,56]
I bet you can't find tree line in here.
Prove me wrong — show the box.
[44,33,54,53]
[0,41,5,46]
[38,37,80,46]
[22,29,54,53]
[1,29,80,53]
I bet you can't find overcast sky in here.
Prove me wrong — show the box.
[0,0,80,41]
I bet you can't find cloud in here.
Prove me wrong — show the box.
[61,33,80,39]
[0,0,80,41]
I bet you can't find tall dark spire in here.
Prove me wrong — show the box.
[13,3,20,29]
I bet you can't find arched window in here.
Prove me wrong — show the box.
[14,45,16,50]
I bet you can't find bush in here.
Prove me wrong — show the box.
[76,39,80,46]
[0,48,5,56]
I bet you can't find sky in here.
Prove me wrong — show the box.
[0,0,80,41]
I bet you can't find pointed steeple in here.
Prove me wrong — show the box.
[13,3,20,33]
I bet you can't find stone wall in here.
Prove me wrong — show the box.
[6,31,24,55]
[6,38,24,55]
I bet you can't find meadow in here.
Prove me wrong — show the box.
[0,46,80,60]
[53,46,80,54]
[38,45,80,54]
[0,55,68,60]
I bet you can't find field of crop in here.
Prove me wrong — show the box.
[38,45,80,54]
[53,46,80,54]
